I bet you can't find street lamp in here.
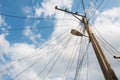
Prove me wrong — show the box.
[114,56,120,59]
[71,29,84,36]
[71,29,88,37]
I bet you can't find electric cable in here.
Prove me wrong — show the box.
[75,38,86,80]
[74,37,83,80]
[0,25,73,33]
[92,26,120,55]
[77,41,90,80]
[74,39,90,80]
[0,13,75,21]
[33,36,72,80]
[92,0,112,23]
[86,0,99,18]
[42,37,72,80]
[88,0,105,21]
[0,27,71,74]
[93,29,120,63]
[86,43,89,80]
[81,0,86,17]
[13,32,71,80]
[63,37,79,79]
[98,37,120,63]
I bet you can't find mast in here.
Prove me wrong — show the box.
[55,6,118,80]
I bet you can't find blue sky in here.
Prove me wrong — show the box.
[0,0,120,80]
[0,0,54,44]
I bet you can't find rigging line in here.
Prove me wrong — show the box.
[0,28,71,74]
[0,25,72,33]
[81,0,86,17]
[88,0,104,21]
[63,37,79,80]
[33,36,73,80]
[13,33,71,80]
[92,26,120,55]
[0,13,75,20]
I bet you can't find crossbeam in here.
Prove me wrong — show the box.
[55,6,83,17]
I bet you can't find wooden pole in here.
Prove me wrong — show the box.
[55,7,118,80]
[82,17,118,80]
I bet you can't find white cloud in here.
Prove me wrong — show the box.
[41,0,72,17]
[22,6,33,17]
[7,0,88,80]
[0,1,78,80]
[94,7,120,44]
[0,34,41,80]
[35,8,43,17]
[0,34,11,79]
[23,25,42,45]
[0,34,10,52]
[1,1,120,80]
[0,15,11,35]
[11,43,36,60]
[0,15,4,26]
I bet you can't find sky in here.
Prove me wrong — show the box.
[0,0,120,80]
